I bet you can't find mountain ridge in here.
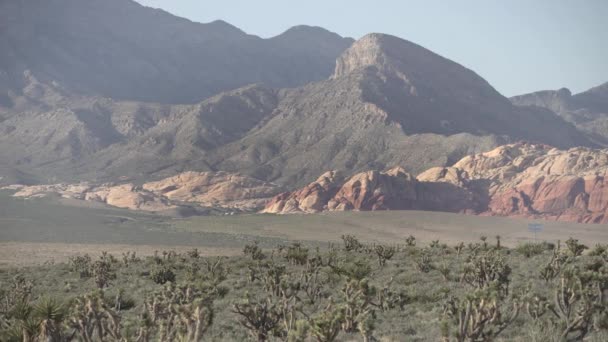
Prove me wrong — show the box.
[0,0,353,104]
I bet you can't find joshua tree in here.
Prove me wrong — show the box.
[405,235,416,247]
[565,238,588,257]
[548,264,608,341]
[92,258,115,289]
[263,262,287,297]
[341,235,363,252]
[443,286,520,342]
[141,283,215,342]
[460,249,511,296]
[340,278,376,333]
[244,242,266,261]
[299,266,325,305]
[68,292,123,342]
[285,243,309,265]
[69,255,93,278]
[374,245,395,267]
[540,246,569,283]
[455,242,465,257]
[373,278,408,312]
[232,295,281,342]
[480,236,488,250]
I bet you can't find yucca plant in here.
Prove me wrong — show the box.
[34,297,67,341]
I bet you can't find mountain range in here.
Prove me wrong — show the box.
[1,0,608,225]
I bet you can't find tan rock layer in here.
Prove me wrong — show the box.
[7,171,280,212]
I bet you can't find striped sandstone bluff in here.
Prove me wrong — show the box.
[7,171,281,213]
[263,143,608,223]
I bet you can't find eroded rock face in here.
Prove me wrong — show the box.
[143,171,281,210]
[5,171,280,212]
[261,171,344,213]
[327,167,418,211]
[263,143,608,223]
[263,167,478,214]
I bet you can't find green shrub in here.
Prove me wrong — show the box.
[515,242,549,258]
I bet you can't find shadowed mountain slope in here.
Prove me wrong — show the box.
[0,0,353,104]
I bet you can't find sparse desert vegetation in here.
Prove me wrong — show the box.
[1,235,607,341]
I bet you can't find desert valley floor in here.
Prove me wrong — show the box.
[2,190,607,267]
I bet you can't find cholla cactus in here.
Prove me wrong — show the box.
[460,250,511,296]
[341,235,362,252]
[443,286,520,342]
[285,243,309,265]
[415,250,433,273]
[374,278,408,311]
[374,245,395,267]
[69,254,93,278]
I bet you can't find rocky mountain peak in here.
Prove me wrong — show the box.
[333,33,399,78]
[332,33,507,107]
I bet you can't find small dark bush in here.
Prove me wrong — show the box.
[152,267,176,284]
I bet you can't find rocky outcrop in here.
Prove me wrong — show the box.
[327,167,418,211]
[261,171,344,213]
[6,171,280,212]
[263,167,479,214]
[263,143,608,223]
[143,171,281,210]
[10,182,173,211]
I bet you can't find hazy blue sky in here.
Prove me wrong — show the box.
[135,0,607,96]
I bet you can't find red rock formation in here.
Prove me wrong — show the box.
[263,142,608,224]
[263,167,478,214]
[262,171,344,213]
